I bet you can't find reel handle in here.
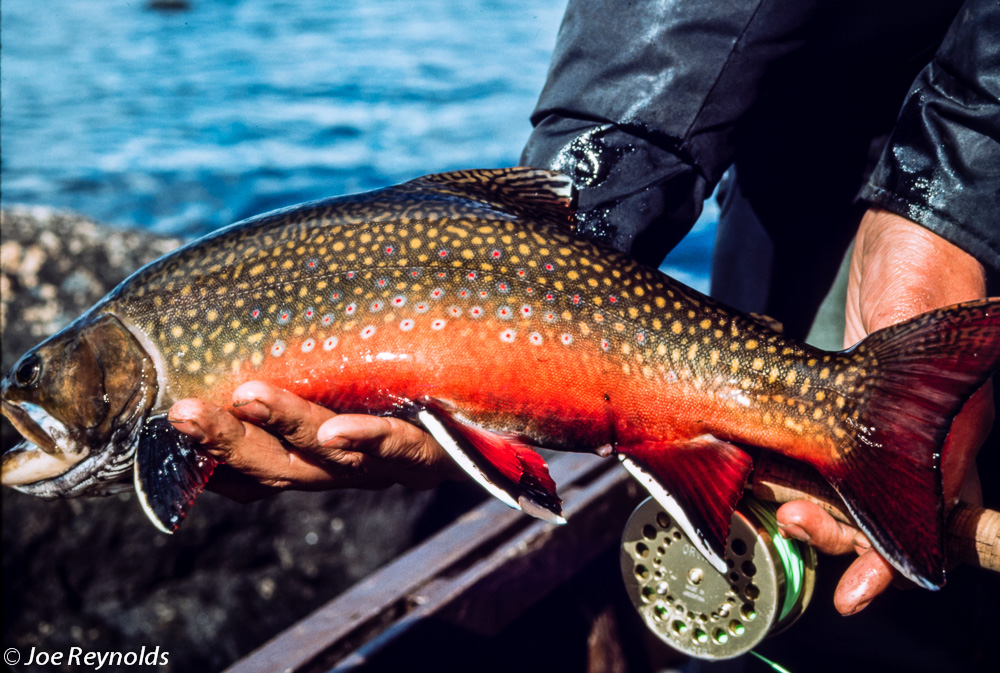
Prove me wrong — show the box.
[750,454,1000,572]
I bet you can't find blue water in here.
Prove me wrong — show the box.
[1,0,714,288]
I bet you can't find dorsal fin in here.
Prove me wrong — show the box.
[748,312,785,334]
[405,167,576,227]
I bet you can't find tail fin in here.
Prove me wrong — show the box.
[820,298,1000,589]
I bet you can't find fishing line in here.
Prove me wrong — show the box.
[751,650,793,673]
[743,498,807,623]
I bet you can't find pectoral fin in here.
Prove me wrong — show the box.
[418,399,564,524]
[134,416,218,534]
[618,436,753,572]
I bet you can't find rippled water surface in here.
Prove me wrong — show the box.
[2,0,714,285]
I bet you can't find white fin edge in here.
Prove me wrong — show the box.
[417,409,521,511]
[619,455,726,574]
[133,459,173,535]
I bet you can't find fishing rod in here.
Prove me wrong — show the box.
[620,453,1000,660]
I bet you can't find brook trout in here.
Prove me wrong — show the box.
[3,168,999,590]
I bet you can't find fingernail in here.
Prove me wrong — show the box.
[233,398,271,422]
[168,417,206,442]
[317,428,348,449]
[846,599,871,616]
[777,523,811,542]
[853,533,871,550]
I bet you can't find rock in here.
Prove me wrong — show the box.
[1,208,436,672]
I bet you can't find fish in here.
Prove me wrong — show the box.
[2,167,999,590]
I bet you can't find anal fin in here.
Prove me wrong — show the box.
[418,400,564,524]
[134,416,218,533]
[618,436,753,572]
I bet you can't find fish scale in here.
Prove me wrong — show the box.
[3,168,1000,592]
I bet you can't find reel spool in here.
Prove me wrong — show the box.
[620,496,816,660]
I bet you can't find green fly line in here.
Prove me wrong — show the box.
[743,497,806,623]
[751,650,793,673]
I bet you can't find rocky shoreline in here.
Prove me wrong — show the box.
[1,208,444,672]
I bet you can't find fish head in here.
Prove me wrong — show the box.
[1,313,158,498]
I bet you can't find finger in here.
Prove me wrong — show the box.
[231,381,337,450]
[317,414,461,485]
[833,549,897,615]
[776,501,858,555]
[168,398,353,488]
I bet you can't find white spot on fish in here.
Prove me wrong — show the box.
[393,295,406,307]
[301,338,316,353]
[529,332,543,345]
[470,306,483,318]
[449,306,462,317]
[271,341,286,357]
[497,306,513,320]
[361,326,376,339]
[400,319,415,331]
[431,319,446,330]
[500,329,516,343]
[431,288,444,300]
[561,334,573,345]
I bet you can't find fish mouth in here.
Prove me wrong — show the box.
[1,399,87,487]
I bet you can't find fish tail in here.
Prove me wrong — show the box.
[820,298,1000,589]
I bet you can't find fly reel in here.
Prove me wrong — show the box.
[620,496,816,659]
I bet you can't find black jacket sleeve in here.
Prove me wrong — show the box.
[860,0,1000,272]
[520,0,821,264]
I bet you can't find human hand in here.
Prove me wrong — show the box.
[777,208,991,614]
[167,381,462,502]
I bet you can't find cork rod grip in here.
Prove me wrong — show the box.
[749,454,1000,572]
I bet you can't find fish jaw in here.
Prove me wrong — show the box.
[1,399,90,488]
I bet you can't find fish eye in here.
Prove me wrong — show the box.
[13,354,41,388]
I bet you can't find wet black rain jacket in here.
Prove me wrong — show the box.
[521,0,1000,278]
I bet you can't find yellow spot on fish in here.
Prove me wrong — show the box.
[820,367,830,379]
[768,367,779,384]
[192,336,203,348]
[655,297,666,309]
[815,391,826,401]
[710,350,720,366]
[250,263,266,276]
[730,359,739,374]
[785,370,797,385]
[248,333,264,344]
[204,374,217,386]
[751,358,764,371]
[171,326,184,338]
[567,270,579,280]
[699,319,712,330]
[687,344,698,360]
[223,342,236,354]
[746,339,758,350]
[333,242,345,252]
[813,408,824,420]
[671,321,682,334]
[251,351,263,367]
[206,309,218,322]
[187,361,201,373]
